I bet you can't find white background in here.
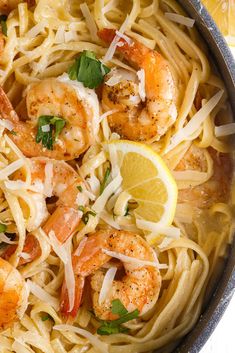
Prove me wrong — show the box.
[200,294,235,353]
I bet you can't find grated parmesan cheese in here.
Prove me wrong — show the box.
[0,119,14,131]
[0,232,17,244]
[99,267,117,305]
[99,109,119,123]
[63,239,75,311]
[115,30,132,45]
[102,248,160,268]
[92,173,122,213]
[41,124,50,132]
[48,230,68,263]
[4,179,27,190]
[103,15,130,62]
[44,162,53,197]
[20,252,31,260]
[137,69,146,102]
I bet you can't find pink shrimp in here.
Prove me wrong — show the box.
[2,158,88,264]
[99,28,178,141]
[61,229,161,321]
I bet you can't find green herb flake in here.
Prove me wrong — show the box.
[100,167,111,195]
[82,210,96,225]
[0,15,7,36]
[36,115,66,150]
[41,315,50,321]
[68,50,110,89]
[78,205,85,213]
[9,130,17,136]
[111,299,128,316]
[97,299,139,336]
[0,223,7,233]
[77,185,83,192]
[97,324,128,336]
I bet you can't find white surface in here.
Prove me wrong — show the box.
[201,294,235,353]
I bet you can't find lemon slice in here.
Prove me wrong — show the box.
[202,0,235,47]
[109,140,177,225]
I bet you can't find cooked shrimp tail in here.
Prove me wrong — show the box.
[60,275,85,319]
[61,229,161,321]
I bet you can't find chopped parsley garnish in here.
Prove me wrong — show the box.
[82,210,96,225]
[97,299,139,336]
[9,130,17,136]
[77,185,83,192]
[36,115,66,150]
[111,299,128,316]
[0,223,7,233]
[41,314,53,322]
[0,15,7,36]
[78,205,85,213]
[68,50,110,89]
[41,315,50,321]
[100,167,111,195]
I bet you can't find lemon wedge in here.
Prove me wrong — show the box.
[202,0,235,47]
[108,140,177,225]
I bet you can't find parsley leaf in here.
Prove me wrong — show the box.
[36,115,66,150]
[97,324,128,335]
[111,299,128,316]
[78,205,85,213]
[77,185,83,192]
[0,223,7,233]
[41,314,53,322]
[0,15,7,36]
[100,167,111,195]
[97,299,139,336]
[82,210,96,225]
[68,50,110,89]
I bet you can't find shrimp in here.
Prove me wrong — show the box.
[2,157,88,264]
[0,74,99,160]
[61,229,161,321]
[177,144,232,208]
[98,28,178,141]
[0,0,35,13]
[0,257,27,330]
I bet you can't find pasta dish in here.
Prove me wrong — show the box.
[0,1,234,352]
